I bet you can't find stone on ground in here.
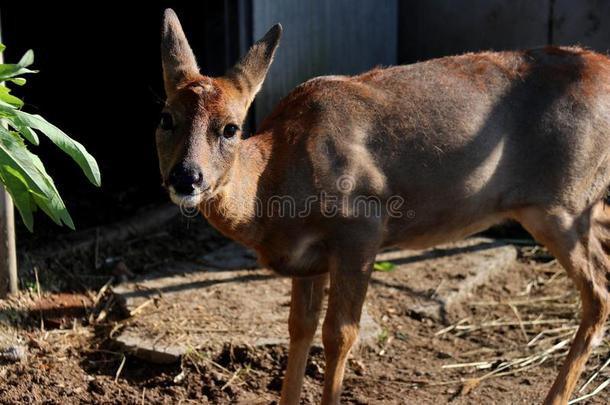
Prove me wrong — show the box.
[373,237,517,322]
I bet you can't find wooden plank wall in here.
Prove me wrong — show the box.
[251,0,398,125]
[249,0,610,127]
[553,0,610,50]
[398,0,549,64]
[398,0,610,64]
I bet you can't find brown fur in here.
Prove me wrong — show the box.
[157,9,610,405]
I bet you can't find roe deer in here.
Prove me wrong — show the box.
[156,9,610,405]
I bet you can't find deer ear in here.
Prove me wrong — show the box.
[226,24,282,109]
[161,9,200,97]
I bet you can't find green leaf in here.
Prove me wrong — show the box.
[8,110,101,186]
[0,164,35,231]
[373,261,396,272]
[0,98,17,111]
[0,126,74,229]
[28,151,75,229]
[32,192,72,229]
[0,64,36,81]
[12,125,39,145]
[18,50,34,67]
[0,86,24,108]
[0,45,100,231]
[21,127,39,145]
[0,50,37,81]
[0,44,5,53]
[8,77,26,86]
[0,127,47,194]
[0,110,41,145]
[3,111,40,145]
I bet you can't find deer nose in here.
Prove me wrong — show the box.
[170,163,204,195]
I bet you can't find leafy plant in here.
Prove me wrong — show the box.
[0,44,100,231]
[373,261,396,272]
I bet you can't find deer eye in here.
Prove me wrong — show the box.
[159,112,174,130]
[223,124,239,138]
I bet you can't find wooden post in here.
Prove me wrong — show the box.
[0,188,17,297]
[0,11,18,297]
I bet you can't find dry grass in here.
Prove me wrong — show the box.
[433,258,610,402]
[2,241,610,403]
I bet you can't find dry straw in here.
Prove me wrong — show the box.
[434,260,610,401]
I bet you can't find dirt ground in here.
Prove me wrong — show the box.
[1,215,609,404]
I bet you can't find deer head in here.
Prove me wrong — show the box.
[156,9,281,208]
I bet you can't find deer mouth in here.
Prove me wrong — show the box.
[168,186,210,208]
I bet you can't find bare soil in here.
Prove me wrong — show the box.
[1,216,608,404]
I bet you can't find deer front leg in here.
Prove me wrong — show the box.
[280,274,327,405]
[321,253,374,405]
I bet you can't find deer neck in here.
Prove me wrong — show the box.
[203,132,273,247]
